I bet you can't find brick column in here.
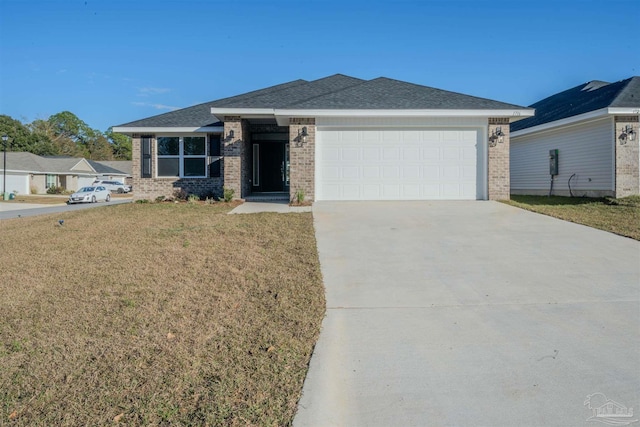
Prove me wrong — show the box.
[223,116,245,199]
[614,116,639,198]
[487,118,510,201]
[289,118,316,202]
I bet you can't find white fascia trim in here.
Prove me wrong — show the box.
[274,109,534,126]
[111,126,223,134]
[210,108,275,117]
[511,107,640,137]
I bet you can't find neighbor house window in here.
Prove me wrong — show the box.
[46,174,56,189]
[157,136,207,178]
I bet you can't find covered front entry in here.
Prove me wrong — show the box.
[251,139,290,193]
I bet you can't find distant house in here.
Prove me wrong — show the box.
[510,77,639,198]
[0,152,131,194]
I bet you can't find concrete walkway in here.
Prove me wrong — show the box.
[294,201,640,427]
[229,201,312,214]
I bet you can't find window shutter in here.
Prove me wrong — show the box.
[141,136,152,178]
[209,134,221,177]
[209,134,221,156]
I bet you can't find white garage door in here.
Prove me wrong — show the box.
[0,173,29,195]
[316,128,484,200]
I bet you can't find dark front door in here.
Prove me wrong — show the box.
[252,141,289,192]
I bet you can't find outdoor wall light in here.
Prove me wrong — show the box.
[295,126,309,147]
[488,127,504,147]
[618,125,636,145]
[300,126,308,143]
[227,129,235,140]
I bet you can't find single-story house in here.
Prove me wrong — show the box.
[510,77,639,198]
[0,152,131,194]
[113,74,534,202]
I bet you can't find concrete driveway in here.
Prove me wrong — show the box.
[294,201,640,427]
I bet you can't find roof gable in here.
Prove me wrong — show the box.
[512,77,640,132]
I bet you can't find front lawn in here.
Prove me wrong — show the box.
[0,202,325,426]
[504,195,640,240]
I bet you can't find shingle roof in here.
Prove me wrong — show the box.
[511,77,640,132]
[289,77,525,109]
[115,74,528,129]
[116,79,310,128]
[89,160,132,176]
[1,152,97,173]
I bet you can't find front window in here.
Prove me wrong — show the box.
[46,174,56,189]
[157,136,206,178]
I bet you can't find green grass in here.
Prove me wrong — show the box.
[504,195,640,240]
[0,202,325,426]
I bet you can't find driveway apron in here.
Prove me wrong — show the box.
[294,201,640,427]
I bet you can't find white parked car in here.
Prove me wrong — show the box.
[92,180,131,193]
[68,186,111,204]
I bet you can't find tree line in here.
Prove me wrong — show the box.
[0,111,131,161]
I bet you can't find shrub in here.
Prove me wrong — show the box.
[172,188,188,201]
[46,185,65,195]
[294,189,305,204]
[187,194,200,204]
[222,187,235,202]
[135,199,150,204]
[30,185,38,194]
[155,195,166,203]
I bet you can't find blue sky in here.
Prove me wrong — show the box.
[0,0,638,132]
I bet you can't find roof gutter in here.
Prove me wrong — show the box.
[111,126,223,134]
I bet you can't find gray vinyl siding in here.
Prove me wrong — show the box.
[510,118,614,195]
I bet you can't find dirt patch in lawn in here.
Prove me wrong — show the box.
[0,203,325,426]
[504,195,640,240]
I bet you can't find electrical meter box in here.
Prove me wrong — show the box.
[549,149,559,176]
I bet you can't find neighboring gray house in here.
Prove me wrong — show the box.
[510,77,639,198]
[0,152,131,194]
[113,74,533,202]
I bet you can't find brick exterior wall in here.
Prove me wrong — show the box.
[289,118,316,202]
[223,117,251,199]
[615,116,639,198]
[131,134,222,201]
[487,118,510,201]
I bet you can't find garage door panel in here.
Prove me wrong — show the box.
[382,166,400,179]
[403,147,420,160]
[342,148,359,161]
[382,148,400,161]
[317,128,483,200]
[362,185,380,199]
[402,166,420,179]
[443,147,460,160]
[342,167,359,179]
[442,166,460,180]
[423,166,439,180]
[362,166,380,179]
[382,185,400,198]
[322,147,340,161]
[422,147,440,160]
[363,147,380,161]
[342,185,360,199]
[322,166,340,180]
